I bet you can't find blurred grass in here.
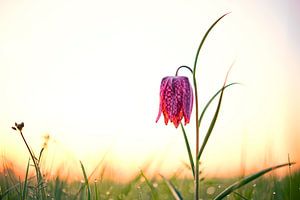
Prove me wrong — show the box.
[0,164,299,200]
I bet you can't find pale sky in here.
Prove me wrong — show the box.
[0,0,299,180]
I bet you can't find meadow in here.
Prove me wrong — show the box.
[1,11,299,200]
[0,161,300,200]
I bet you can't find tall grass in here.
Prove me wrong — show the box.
[0,163,300,200]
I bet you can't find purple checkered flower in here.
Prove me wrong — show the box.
[156,76,193,128]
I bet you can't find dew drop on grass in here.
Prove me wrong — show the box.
[206,186,216,195]
[153,182,158,188]
[273,192,276,195]
[253,183,256,187]
[218,185,221,188]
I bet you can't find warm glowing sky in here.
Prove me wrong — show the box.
[0,0,299,180]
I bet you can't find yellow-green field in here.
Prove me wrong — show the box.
[1,164,300,200]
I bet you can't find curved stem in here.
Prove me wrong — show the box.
[175,65,193,76]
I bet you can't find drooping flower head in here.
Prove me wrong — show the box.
[156,76,193,128]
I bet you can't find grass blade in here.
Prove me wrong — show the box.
[233,191,249,200]
[38,148,44,164]
[214,162,296,200]
[197,75,229,161]
[180,123,195,178]
[19,177,22,200]
[94,181,99,200]
[80,161,91,200]
[198,82,240,127]
[121,173,142,197]
[140,170,158,200]
[22,158,30,200]
[160,175,183,200]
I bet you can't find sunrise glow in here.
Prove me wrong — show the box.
[0,0,299,183]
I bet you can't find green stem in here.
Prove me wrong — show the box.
[19,131,45,199]
[193,75,200,200]
[192,13,230,199]
[19,131,40,184]
[175,65,193,76]
[288,154,292,200]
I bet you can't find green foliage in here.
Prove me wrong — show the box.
[21,159,30,200]
[79,161,91,200]
[214,162,296,200]
[198,81,238,161]
[161,175,183,200]
[0,168,300,200]
[140,170,159,200]
[180,123,195,178]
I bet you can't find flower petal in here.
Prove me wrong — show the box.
[156,77,171,124]
[182,77,193,125]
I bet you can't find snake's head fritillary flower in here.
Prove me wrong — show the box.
[156,76,193,128]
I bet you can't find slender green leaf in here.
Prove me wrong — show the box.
[197,80,227,161]
[198,82,240,127]
[140,170,158,200]
[214,162,296,200]
[193,13,230,75]
[80,161,91,200]
[160,175,183,200]
[233,191,249,200]
[180,123,195,178]
[21,158,30,200]
[54,177,64,200]
[38,148,44,164]
[19,177,22,200]
[94,182,99,200]
[121,173,142,197]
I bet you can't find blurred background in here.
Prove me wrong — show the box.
[0,0,299,181]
